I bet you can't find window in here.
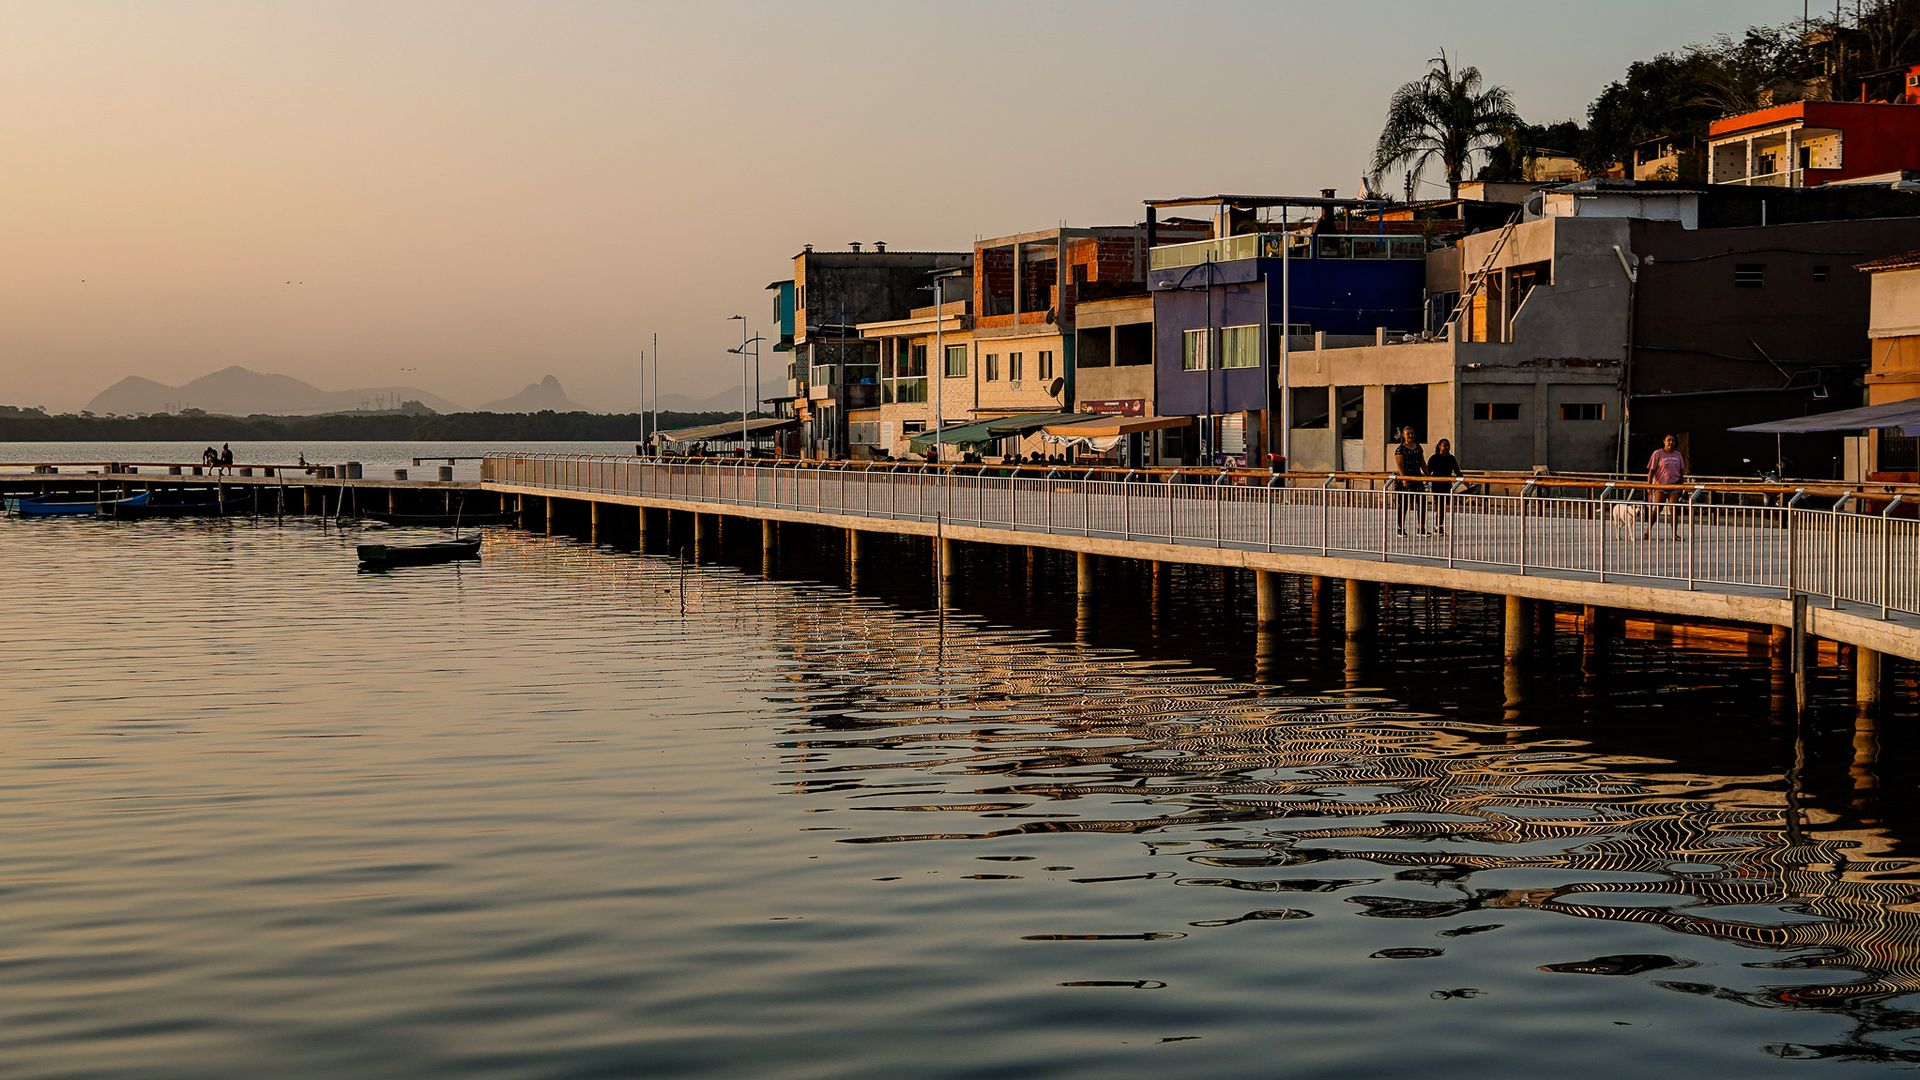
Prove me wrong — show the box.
[985,353,1000,381]
[1734,263,1765,288]
[1038,350,1054,380]
[1009,352,1024,381]
[1220,325,1259,368]
[901,421,926,435]
[1473,402,1521,421]
[909,343,927,376]
[1813,265,1830,283]
[1290,386,1329,429]
[944,344,967,378]
[1560,402,1605,421]
[1182,329,1209,371]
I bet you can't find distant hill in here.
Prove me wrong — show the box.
[86,365,462,416]
[658,386,749,413]
[477,375,581,413]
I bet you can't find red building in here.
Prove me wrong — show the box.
[1707,65,1920,188]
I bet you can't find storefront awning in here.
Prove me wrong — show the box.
[985,412,1097,436]
[1042,414,1191,439]
[659,417,798,443]
[1730,399,1920,435]
[907,419,1002,451]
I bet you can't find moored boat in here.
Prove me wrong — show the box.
[4,492,153,517]
[356,535,482,569]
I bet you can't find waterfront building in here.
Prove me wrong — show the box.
[1067,291,1185,465]
[1144,193,1432,467]
[1859,250,1920,480]
[787,244,970,458]
[852,274,972,459]
[1273,181,1920,476]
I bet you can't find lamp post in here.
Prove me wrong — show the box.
[728,317,766,460]
[1157,256,1217,466]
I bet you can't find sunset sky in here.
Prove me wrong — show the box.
[1,1,1806,413]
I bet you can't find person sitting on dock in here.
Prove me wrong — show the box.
[219,444,234,474]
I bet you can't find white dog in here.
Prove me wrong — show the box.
[1609,501,1640,539]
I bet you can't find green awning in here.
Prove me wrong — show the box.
[908,418,1003,451]
[985,411,1095,436]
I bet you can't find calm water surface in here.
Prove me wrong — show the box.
[1,510,1917,1078]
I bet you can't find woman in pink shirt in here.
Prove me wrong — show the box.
[1645,434,1685,540]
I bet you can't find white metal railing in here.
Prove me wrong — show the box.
[482,455,1920,624]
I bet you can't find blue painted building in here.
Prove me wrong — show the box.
[1147,220,1430,466]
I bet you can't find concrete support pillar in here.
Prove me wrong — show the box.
[589,501,601,545]
[1852,711,1881,797]
[1503,595,1534,663]
[1310,575,1329,626]
[762,519,777,572]
[1076,552,1096,600]
[939,538,957,584]
[636,506,650,550]
[693,513,715,557]
[1255,570,1282,629]
[1580,605,1610,680]
[544,496,555,535]
[1768,625,1793,716]
[1344,578,1375,639]
[1856,647,1885,713]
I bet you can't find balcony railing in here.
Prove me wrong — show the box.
[885,378,928,404]
[1718,169,1805,188]
[1150,233,1427,269]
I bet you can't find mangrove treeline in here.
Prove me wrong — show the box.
[0,409,740,442]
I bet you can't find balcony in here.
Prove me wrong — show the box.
[1720,169,1805,188]
[1149,233,1426,269]
[884,378,928,404]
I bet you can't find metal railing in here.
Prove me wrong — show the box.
[483,455,1920,624]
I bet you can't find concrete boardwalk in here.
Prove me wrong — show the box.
[485,455,1920,664]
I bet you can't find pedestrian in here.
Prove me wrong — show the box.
[1645,434,1686,539]
[1392,426,1428,536]
[1426,437,1461,534]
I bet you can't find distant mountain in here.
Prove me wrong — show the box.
[658,386,749,413]
[86,366,462,416]
[477,375,581,413]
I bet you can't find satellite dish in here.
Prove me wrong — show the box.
[1048,377,1066,398]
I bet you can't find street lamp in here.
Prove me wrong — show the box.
[1155,257,1217,466]
[728,315,764,460]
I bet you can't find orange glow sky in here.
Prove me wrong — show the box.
[0,1,1802,412]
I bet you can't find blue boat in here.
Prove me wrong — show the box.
[4,491,153,517]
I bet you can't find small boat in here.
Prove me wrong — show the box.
[357,535,482,569]
[4,491,152,517]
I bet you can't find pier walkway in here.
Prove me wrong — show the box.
[483,454,1920,671]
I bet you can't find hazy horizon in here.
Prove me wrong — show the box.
[2,0,1807,412]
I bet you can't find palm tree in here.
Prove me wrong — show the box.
[1370,53,1521,199]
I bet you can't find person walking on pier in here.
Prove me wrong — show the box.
[1426,438,1461,535]
[1393,426,1428,537]
[1645,434,1686,540]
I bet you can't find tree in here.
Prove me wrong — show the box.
[1370,53,1521,199]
